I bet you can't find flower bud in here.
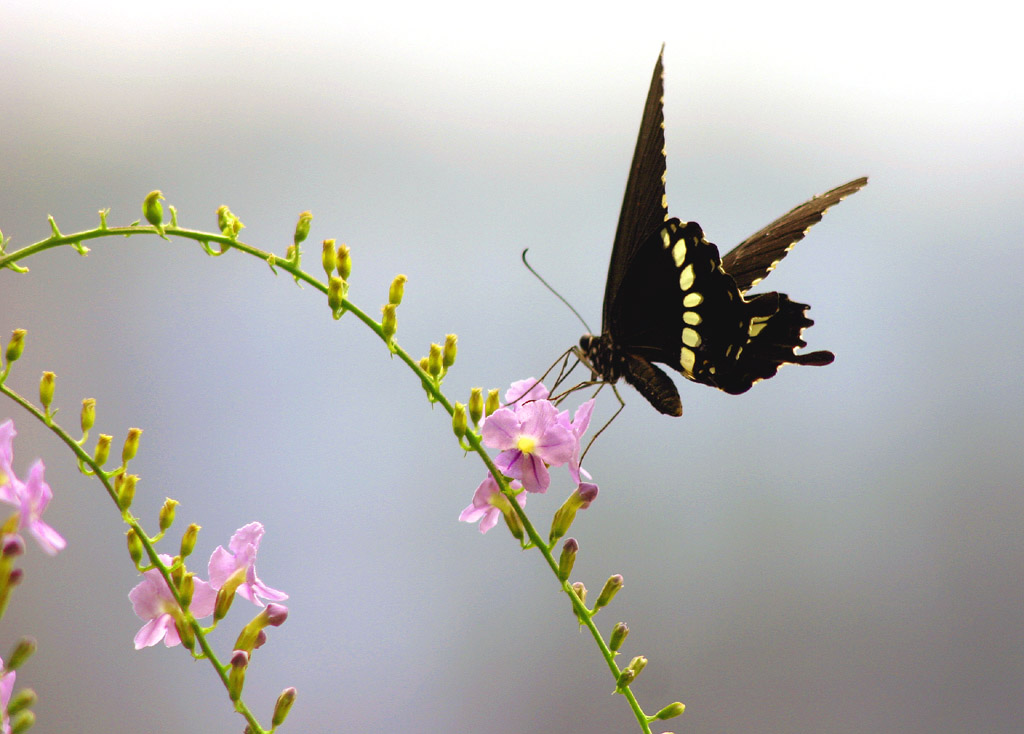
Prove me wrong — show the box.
[557,537,578,581]
[216,205,233,233]
[609,622,629,652]
[570,581,588,622]
[215,567,246,622]
[6,636,36,670]
[39,371,55,411]
[8,687,37,716]
[272,687,298,727]
[126,528,143,565]
[427,343,443,378]
[228,649,249,701]
[381,303,397,343]
[388,274,407,305]
[6,568,22,587]
[336,244,352,280]
[159,498,179,533]
[94,434,112,467]
[468,387,484,426]
[502,503,525,542]
[2,535,25,558]
[418,357,429,374]
[121,427,142,465]
[142,190,165,232]
[10,709,35,734]
[117,473,138,511]
[485,389,500,417]
[5,329,26,364]
[234,602,289,652]
[179,572,195,608]
[626,654,647,678]
[442,333,457,369]
[452,403,467,440]
[176,616,195,651]
[654,702,686,720]
[80,398,96,434]
[293,210,313,246]
[180,523,200,559]
[593,574,623,612]
[321,239,337,276]
[328,276,348,317]
[549,484,599,544]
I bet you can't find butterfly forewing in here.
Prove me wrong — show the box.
[602,49,668,328]
[722,177,868,293]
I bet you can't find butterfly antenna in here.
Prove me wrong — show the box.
[521,249,594,334]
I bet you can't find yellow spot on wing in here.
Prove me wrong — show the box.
[683,292,703,308]
[680,347,696,374]
[672,239,687,267]
[683,311,701,325]
[682,327,701,348]
[679,264,695,291]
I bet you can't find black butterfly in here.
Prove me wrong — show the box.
[578,50,867,416]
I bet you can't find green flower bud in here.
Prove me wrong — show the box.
[10,709,35,734]
[626,654,647,677]
[418,356,430,374]
[179,572,195,608]
[39,371,55,411]
[118,473,138,511]
[121,427,142,465]
[571,581,588,622]
[381,303,397,343]
[126,528,144,566]
[321,239,337,276]
[5,329,26,364]
[468,387,484,425]
[215,567,246,622]
[502,500,525,542]
[180,523,200,559]
[427,343,443,378]
[452,402,467,439]
[142,190,165,232]
[328,276,348,318]
[216,205,232,233]
[593,574,624,612]
[6,636,37,670]
[7,687,37,716]
[336,244,352,280]
[80,398,96,434]
[388,274,407,305]
[654,702,686,720]
[616,666,637,690]
[176,615,195,651]
[159,498,179,532]
[272,687,298,727]
[609,622,629,652]
[485,388,500,417]
[94,434,112,467]
[557,537,578,582]
[442,333,457,369]
[228,650,249,701]
[293,210,313,246]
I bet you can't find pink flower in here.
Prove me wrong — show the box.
[459,475,526,533]
[482,399,574,493]
[129,554,216,649]
[208,522,288,607]
[8,461,65,556]
[0,656,14,734]
[0,420,18,505]
[558,398,595,484]
[505,378,550,407]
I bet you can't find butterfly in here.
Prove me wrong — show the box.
[577,50,867,416]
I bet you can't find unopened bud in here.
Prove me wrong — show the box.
[272,687,298,727]
[6,637,36,670]
[177,616,195,651]
[328,276,348,317]
[2,535,25,558]
[180,523,200,559]
[452,403,467,439]
[321,239,337,276]
[80,398,96,434]
[654,702,686,720]
[609,622,629,652]
[557,537,578,581]
[126,528,144,565]
[336,244,352,280]
[427,343,443,378]
[118,473,138,510]
[388,274,407,305]
[570,581,588,622]
[39,371,55,411]
[381,303,397,343]
[142,190,165,232]
[7,687,37,716]
[5,329,26,363]
[10,709,35,734]
[442,334,457,369]
[179,572,195,608]
[485,389,500,417]
[293,210,313,246]
[228,649,249,700]
[159,498,179,532]
[593,574,623,612]
[94,434,112,467]
[121,427,142,465]
[550,483,599,544]
[468,387,484,425]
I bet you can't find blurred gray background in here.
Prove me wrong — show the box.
[2,2,1022,732]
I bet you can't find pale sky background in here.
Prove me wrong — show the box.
[1,2,1022,733]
